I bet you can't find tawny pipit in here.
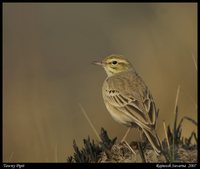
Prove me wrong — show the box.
[94,54,161,155]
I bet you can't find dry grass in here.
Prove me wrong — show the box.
[67,87,197,163]
[163,121,170,152]
[8,152,14,162]
[172,85,181,161]
[191,52,197,71]
[78,103,102,142]
[55,144,58,162]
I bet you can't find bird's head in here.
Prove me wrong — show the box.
[93,54,134,76]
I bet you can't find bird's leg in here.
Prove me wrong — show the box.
[121,127,131,143]
[137,142,146,162]
[139,129,144,141]
[123,140,136,156]
[136,128,147,162]
[120,127,136,156]
[137,128,147,149]
[138,128,147,149]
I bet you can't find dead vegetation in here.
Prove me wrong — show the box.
[67,86,197,163]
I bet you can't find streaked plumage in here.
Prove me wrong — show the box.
[94,54,161,155]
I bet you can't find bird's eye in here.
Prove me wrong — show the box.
[112,61,118,65]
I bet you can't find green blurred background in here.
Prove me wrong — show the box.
[3,3,197,162]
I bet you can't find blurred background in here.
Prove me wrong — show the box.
[3,3,197,162]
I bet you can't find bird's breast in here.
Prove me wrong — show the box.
[104,101,132,127]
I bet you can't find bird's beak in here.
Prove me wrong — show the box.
[92,61,103,66]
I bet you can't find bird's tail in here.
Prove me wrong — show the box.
[142,128,161,155]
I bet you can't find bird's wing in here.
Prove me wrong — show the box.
[103,73,157,129]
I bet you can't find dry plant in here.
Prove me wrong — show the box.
[67,86,197,163]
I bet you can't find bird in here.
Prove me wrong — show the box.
[93,54,161,155]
